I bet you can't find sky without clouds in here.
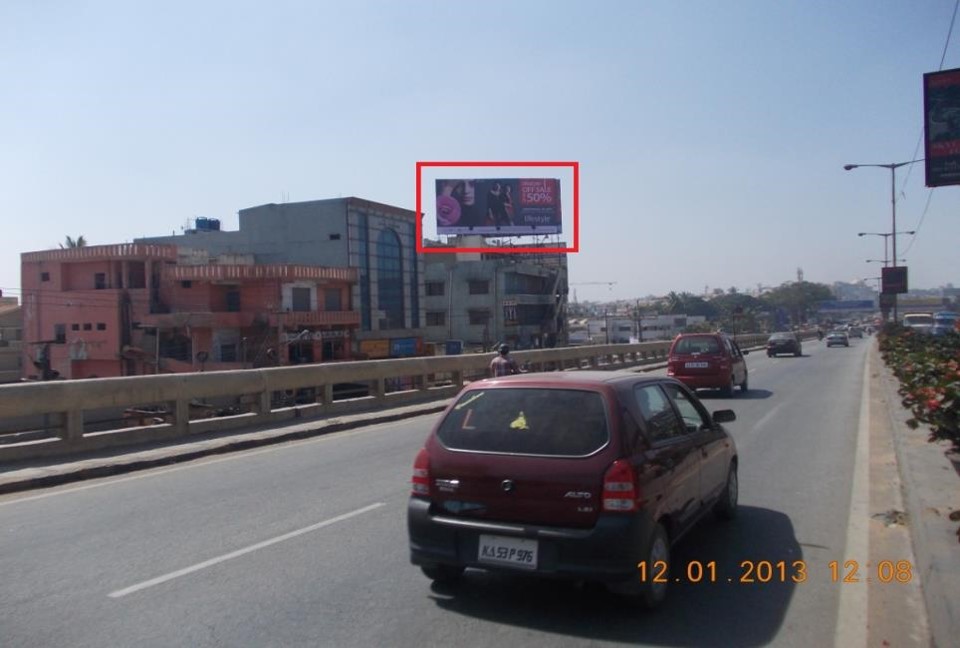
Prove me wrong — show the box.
[2,0,958,303]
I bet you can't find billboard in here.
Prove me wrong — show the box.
[390,337,420,357]
[924,67,960,187]
[882,266,908,295]
[435,178,561,236]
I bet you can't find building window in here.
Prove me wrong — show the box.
[54,324,66,343]
[291,287,311,312]
[468,280,490,295]
[468,309,490,325]
[97,323,106,331]
[71,324,80,331]
[226,290,241,312]
[94,273,106,290]
[41,272,50,282]
[329,233,341,240]
[325,288,342,311]
[181,281,193,289]
[426,282,445,296]
[426,311,446,326]
[409,224,420,329]
[377,228,405,329]
[83,323,92,331]
[505,273,546,295]
[357,213,371,331]
[219,343,238,363]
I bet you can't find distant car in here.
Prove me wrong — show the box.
[667,333,749,396]
[825,330,849,347]
[931,312,959,337]
[902,313,935,334]
[766,332,802,357]
[408,371,739,608]
[847,326,864,339]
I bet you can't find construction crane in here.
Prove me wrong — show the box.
[569,281,618,289]
[568,281,617,305]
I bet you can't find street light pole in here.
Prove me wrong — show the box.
[844,160,923,322]
[857,231,916,267]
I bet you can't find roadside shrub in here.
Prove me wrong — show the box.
[879,324,960,451]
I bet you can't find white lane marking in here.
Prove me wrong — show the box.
[834,348,871,648]
[0,416,436,508]
[751,402,784,431]
[108,502,385,598]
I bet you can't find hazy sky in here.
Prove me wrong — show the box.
[3,0,958,303]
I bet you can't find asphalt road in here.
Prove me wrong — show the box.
[0,336,876,647]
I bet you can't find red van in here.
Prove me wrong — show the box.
[666,333,749,396]
[408,371,739,607]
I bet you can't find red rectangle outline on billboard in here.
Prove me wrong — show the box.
[416,161,579,254]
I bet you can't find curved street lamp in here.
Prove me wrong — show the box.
[856,231,915,267]
[844,160,923,320]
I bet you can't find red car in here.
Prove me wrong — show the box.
[666,333,749,396]
[408,371,739,608]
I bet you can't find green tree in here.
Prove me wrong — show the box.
[710,293,768,334]
[762,281,834,326]
[661,292,718,318]
[60,235,87,249]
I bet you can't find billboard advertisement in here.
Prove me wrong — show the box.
[390,337,420,357]
[924,67,960,187]
[882,266,908,295]
[435,178,561,236]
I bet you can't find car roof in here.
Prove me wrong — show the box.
[472,370,667,388]
[675,332,722,338]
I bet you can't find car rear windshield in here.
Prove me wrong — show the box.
[769,333,794,340]
[672,336,722,354]
[436,388,610,456]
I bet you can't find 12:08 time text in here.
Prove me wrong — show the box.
[638,560,913,584]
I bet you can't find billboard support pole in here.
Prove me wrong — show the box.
[890,165,898,323]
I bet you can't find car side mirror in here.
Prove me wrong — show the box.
[712,409,736,424]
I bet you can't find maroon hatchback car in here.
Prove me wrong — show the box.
[667,333,749,396]
[408,371,739,607]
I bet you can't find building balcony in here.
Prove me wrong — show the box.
[163,264,357,283]
[270,311,361,327]
[137,311,254,330]
[22,244,178,263]
[137,309,361,330]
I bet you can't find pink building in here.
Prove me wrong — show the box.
[21,244,358,380]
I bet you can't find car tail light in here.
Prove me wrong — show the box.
[603,459,641,512]
[411,448,430,497]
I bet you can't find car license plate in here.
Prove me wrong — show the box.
[685,361,709,368]
[478,535,538,570]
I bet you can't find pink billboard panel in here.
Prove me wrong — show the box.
[435,178,562,236]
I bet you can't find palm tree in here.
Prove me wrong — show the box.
[60,235,87,249]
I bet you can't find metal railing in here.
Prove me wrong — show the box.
[0,335,770,462]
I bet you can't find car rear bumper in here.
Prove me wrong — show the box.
[766,345,798,354]
[669,373,728,389]
[408,497,654,582]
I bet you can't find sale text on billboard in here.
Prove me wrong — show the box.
[924,67,960,187]
[435,178,562,236]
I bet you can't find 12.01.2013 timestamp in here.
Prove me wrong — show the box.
[638,560,914,584]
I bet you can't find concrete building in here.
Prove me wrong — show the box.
[139,197,426,358]
[421,238,568,351]
[639,314,708,341]
[20,244,357,380]
[0,296,22,383]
